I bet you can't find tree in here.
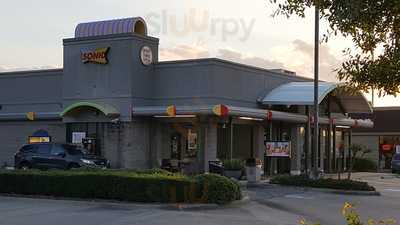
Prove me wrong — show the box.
[270,0,400,96]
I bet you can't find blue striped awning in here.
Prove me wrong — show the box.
[75,17,147,38]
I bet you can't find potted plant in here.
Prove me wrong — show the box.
[223,159,244,179]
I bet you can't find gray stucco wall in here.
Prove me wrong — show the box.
[0,38,310,119]
[0,69,63,115]
[101,121,151,169]
[153,59,310,108]
[0,121,65,166]
[63,34,159,121]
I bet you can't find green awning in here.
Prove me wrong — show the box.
[60,101,120,117]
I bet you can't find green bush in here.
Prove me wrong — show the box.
[352,158,377,172]
[195,173,242,204]
[0,169,242,204]
[270,175,375,191]
[223,159,244,170]
[0,170,192,203]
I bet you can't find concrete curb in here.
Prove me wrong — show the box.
[164,194,251,210]
[266,183,381,196]
[0,193,163,206]
[0,193,250,210]
[302,187,381,196]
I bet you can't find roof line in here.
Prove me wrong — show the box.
[0,68,63,76]
[156,58,314,81]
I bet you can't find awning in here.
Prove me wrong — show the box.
[0,112,60,121]
[132,104,373,128]
[260,82,372,113]
[61,101,120,117]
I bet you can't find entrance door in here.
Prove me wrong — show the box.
[66,123,104,156]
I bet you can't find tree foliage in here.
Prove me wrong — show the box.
[271,0,400,96]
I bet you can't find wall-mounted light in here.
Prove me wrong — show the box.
[238,116,264,121]
[154,115,196,118]
[300,126,305,135]
[336,125,351,129]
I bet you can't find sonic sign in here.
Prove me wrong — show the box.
[81,47,110,64]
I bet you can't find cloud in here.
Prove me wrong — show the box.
[217,48,285,69]
[270,39,341,82]
[156,40,342,82]
[159,44,210,60]
[159,44,285,70]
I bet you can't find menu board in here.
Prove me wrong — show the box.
[266,141,291,157]
[72,132,86,144]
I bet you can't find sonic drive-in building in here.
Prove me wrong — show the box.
[0,17,373,174]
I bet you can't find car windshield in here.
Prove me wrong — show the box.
[62,144,86,155]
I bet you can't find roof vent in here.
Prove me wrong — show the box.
[269,69,296,76]
[75,17,148,38]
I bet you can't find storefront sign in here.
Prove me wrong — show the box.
[266,141,291,157]
[72,132,86,144]
[381,144,393,152]
[28,136,50,144]
[140,46,153,66]
[81,47,109,64]
[188,129,197,150]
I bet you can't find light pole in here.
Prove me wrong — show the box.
[312,3,320,179]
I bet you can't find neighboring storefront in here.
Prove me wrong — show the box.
[0,17,373,173]
[352,107,400,171]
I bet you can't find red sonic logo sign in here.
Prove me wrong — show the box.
[81,47,110,64]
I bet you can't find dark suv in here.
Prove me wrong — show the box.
[392,153,400,173]
[14,143,110,170]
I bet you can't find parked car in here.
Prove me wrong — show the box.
[391,153,400,173]
[14,143,110,170]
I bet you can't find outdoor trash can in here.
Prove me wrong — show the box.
[246,158,261,182]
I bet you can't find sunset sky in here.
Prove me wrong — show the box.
[0,0,398,106]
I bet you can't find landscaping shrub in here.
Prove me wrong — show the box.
[352,158,377,172]
[270,175,375,191]
[0,169,242,204]
[0,170,192,203]
[195,173,242,204]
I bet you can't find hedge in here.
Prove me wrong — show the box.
[352,158,377,172]
[195,174,242,204]
[270,175,375,191]
[0,169,241,204]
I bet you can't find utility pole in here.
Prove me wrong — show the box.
[312,3,320,179]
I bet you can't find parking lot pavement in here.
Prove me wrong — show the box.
[247,173,400,224]
[1,173,399,225]
[0,195,303,225]
[347,172,400,197]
